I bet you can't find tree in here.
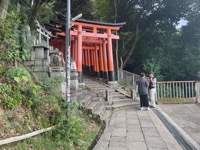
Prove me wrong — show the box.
[116,0,195,69]
[53,0,93,20]
[0,0,10,18]
[91,0,112,21]
[28,0,54,33]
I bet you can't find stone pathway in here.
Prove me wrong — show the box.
[159,104,200,148]
[82,77,199,150]
[93,107,182,150]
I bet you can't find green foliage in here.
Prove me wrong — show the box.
[7,67,31,81]
[91,0,111,21]
[0,11,31,62]
[51,100,93,149]
[12,100,97,150]
[0,83,22,109]
[0,67,97,149]
[41,77,65,98]
[38,1,56,25]
[0,11,20,61]
[143,58,163,80]
[0,67,41,109]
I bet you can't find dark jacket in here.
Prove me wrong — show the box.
[138,77,149,95]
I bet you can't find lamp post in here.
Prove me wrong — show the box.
[66,0,71,124]
[66,0,82,123]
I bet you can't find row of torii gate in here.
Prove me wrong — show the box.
[45,13,125,83]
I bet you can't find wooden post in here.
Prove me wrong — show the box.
[99,43,104,78]
[74,37,78,67]
[106,90,112,104]
[107,28,115,81]
[90,49,93,75]
[82,48,85,73]
[77,25,83,82]
[93,49,96,76]
[195,81,200,103]
[85,49,88,73]
[88,49,92,74]
[103,39,108,80]
[71,39,75,59]
[95,45,100,78]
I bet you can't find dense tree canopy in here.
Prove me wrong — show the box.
[1,0,200,81]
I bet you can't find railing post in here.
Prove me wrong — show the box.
[131,89,136,101]
[117,68,119,83]
[106,90,112,104]
[195,81,200,103]
[132,74,135,90]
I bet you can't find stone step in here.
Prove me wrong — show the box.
[86,101,101,113]
[115,89,131,98]
[90,87,110,90]
[91,97,105,102]
[93,104,106,119]
[112,94,127,99]
[101,109,112,124]
[80,95,91,101]
[113,100,136,105]
[92,131,111,150]
[85,99,93,108]
[92,141,109,150]
[96,92,106,97]
[86,83,103,85]
[84,81,99,84]
[86,84,107,88]
[112,101,138,109]
[94,89,107,93]
[81,96,93,108]
[112,92,126,95]
[112,98,132,103]
[85,83,101,85]
[71,90,88,100]
[89,93,98,97]
[84,78,107,84]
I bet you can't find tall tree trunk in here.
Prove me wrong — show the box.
[120,56,123,70]
[114,0,119,69]
[114,0,120,80]
[28,0,42,34]
[122,24,140,68]
[0,0,10,19]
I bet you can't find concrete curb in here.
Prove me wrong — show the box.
[156,107,200,150]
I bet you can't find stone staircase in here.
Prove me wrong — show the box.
[83,77,112,124]
[71,76,140,149]
[71,76,139,125]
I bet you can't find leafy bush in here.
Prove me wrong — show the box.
[0,11,31,63]
[51,101,87,149]
[0,67,41,109]
[0,11,20,62]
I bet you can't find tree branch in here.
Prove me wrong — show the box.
[122,24,141,68]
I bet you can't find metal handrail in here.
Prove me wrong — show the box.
[118,69,197,103]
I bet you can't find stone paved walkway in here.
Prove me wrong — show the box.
[159,104,200,148]
[93,106,182,150]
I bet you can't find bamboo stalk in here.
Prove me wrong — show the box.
[0,126,55,146]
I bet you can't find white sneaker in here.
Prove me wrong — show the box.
[141,107,145,111]
[146,107,151,111]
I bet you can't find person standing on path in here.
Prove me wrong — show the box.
[148,72,157,108]
[137,72,150,111]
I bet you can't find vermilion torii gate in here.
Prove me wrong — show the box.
[45,13,125,83]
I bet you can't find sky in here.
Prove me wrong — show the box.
[176,19,188,29]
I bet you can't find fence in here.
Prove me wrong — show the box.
[118,69,139,91]
[118,69,199,104]
[157,81,196,104]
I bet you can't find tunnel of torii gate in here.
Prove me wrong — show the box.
[45,13,126,83]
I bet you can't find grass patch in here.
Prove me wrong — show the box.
[3,103,99,150]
